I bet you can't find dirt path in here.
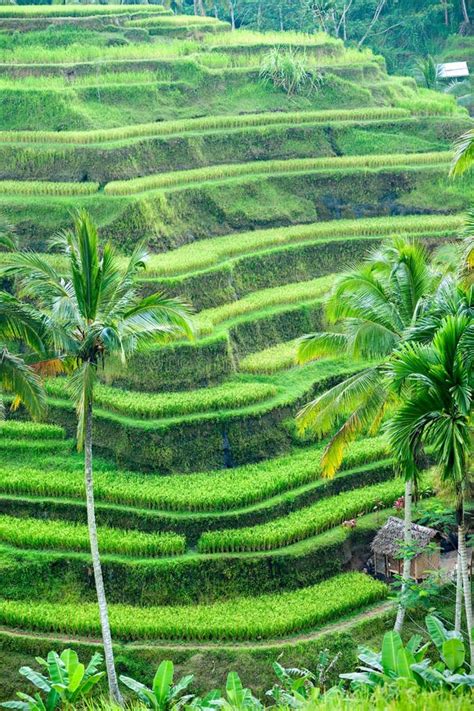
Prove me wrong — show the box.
[0,601,393,651]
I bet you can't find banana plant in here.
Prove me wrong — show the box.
[266,662,317,707]
[216,672,262,711]
[0,650,105,710]
[341,616,474,691]
[119,660,194,710]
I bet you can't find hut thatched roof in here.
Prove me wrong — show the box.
[371,517,437,557]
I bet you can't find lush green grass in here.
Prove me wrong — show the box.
[44,379,278,419]
[0,515,185,558]
[0,434,389,513]
[0,108,411,144]
[0,572,387,641]
[104,151,453,195]
[198,475,434,552]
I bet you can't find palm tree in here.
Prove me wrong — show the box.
[3,210,194,703]
[385,314,473,667]
[296,236,438,631]
[450,127,474,178]
[0,291,47,420]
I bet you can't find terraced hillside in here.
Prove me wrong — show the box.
[0,5,472,698]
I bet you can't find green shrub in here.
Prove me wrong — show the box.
[259,47,322,96]
[0,514,185,558]
[0,572,387,641]
[198,475,434,552]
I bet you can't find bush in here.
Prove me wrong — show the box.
[259,47,322,96]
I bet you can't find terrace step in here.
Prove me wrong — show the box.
[0,572,388,642]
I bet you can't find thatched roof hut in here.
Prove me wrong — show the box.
[371,516,440,580]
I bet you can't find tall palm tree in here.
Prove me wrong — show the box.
[296,236,438,631]
[2,211,194,703]
[385,314,473,666]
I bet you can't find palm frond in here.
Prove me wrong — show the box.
[296,332,348,364]
[450,128,474,177]
[320,385,387,478]
[296,366,382,436]
[68,361,97,450]
[0,347,46,420]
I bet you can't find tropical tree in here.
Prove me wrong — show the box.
[385,314,473,667]
[296,236,438,631]
[451,128,474,178]
[2,210,194,703]
[0,292,47,421]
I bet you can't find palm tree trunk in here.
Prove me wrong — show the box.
[460,0,470,25]
[458,523,474,668]
[85,401,123,704]
[394,478,412,633]
[455,551,463,634]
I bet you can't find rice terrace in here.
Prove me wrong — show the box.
[0,2,472,710]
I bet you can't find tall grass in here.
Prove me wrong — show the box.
[0,572,387,641]
[0,515,185,558]
[104,152,452,195]
[0,108,411,145]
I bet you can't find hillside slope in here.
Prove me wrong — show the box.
[0,5,470,698]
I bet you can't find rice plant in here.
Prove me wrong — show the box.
[104,152,452,196]
[198,475,434,552]
[0,108,411,145]
[45,379,278,419]
[0,572,387,641]
[0,436,390,513]
[198,276,331,331]
[259,47,321,96]
[0,180,99,196]
[143,214,463,276]
[0,515,185,558]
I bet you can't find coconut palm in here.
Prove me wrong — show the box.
[0,291,47,420]
[296,236,438,631]
[385,314,473,667]
[451,128,474,178]
[2,210,194,703]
